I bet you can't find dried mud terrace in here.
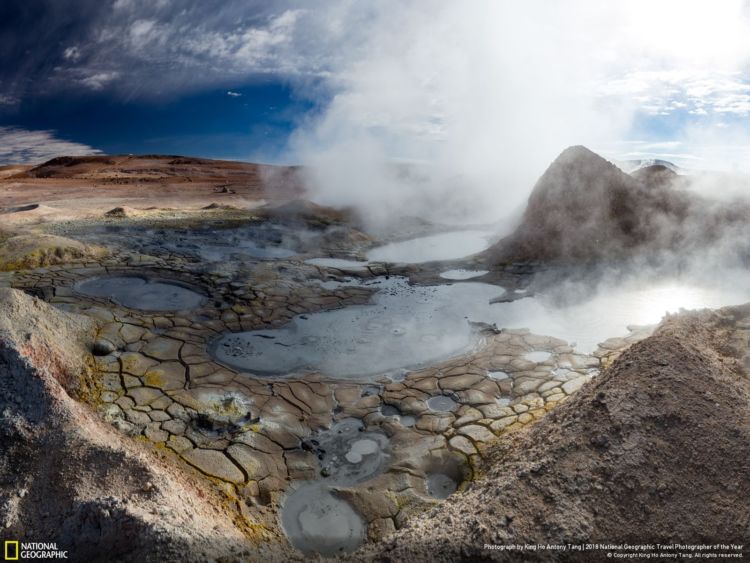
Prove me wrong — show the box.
[0,197,646,560]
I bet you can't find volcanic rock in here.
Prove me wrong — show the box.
[630,163,679,189]
[491,146,695,262]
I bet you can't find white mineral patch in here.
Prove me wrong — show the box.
[488,370,510,380]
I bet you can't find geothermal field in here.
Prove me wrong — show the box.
[1,148,749,561]
[3,2,750,561]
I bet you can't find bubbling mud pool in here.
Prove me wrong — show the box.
[74,275,207,311]
[426,473,459,499]
[280,482,365,557]
[281,419,389,555]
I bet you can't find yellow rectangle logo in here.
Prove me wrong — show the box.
[4,540,19,561]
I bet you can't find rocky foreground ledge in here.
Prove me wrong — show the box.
[0,288,296,562]
[351,306,750,561]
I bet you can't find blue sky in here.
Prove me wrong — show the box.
[2,0,750,180]
[0,0,326,164]
[1,81,311,163]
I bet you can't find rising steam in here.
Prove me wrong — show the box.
[286,0,750,228]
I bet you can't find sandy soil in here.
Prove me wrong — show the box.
[0,155,303,226]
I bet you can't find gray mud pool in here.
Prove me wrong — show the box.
[426,473,459,499]
[74,276,207,311]
[210,278,507,377]
[439,269,489,280]
[305,258,369,270]
[73,222,310,262]
[367,230,495,263]
[280,482,365,556]
[426,395,458,412]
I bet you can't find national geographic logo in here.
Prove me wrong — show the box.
[3,542,18,561]
[3,541,68,560]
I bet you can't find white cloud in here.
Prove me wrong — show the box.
[179,9,304,74]
[129,19,157,42]
[79,71,120,90]
[30,0,750,122]
[64,6,312,93]
[63,46,81,62]
[0,94,18,106]
[0,127,101,164]
[227,91,242,97]
[113,0,134,10]
[600,70,750,117]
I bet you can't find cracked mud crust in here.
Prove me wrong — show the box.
[0,226,645,559]
[0,190,659,561]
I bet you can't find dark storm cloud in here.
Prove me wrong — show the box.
[0,0,108,104]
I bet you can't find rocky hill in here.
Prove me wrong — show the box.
[489,146,692,262]
[488,146,750,264]
[18,154,269,182]
[630,163,679,189]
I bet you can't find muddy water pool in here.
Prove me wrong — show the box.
[211,271,750,377]
[367,230,496,263]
